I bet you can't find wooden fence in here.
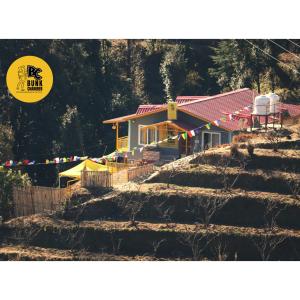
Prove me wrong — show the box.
[81,171,112,188]
[112,169,129,185]
[81,164,155,188]
[12,164,155,217]
[128,164,154,181]
[13,186,71,217]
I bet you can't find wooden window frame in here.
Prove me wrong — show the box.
[138,125,157,146]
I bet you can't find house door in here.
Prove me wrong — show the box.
[202,132,221,150]
[179,136,192,156]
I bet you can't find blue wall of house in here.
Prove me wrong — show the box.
[128,110,233,153]
[177,111,231,152]
[129,111,168,150]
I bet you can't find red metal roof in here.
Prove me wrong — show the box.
[136,96,209,114]
[280,103,300,118]
[175,96,209,104]
[179,88,257,131]
[136,104,164,114]
[104,88,300,130]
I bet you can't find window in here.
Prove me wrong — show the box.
[138,125,157,145]
[139,126,148,145]
[202,131,221,150]
[148,127,156,144]
[211,133,220,147]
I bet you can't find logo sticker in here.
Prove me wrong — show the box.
[6,55,53,103]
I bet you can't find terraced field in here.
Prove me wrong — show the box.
[1,139,300,260]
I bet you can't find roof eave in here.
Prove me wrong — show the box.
[102,107,167,124]
[178,107,232,131]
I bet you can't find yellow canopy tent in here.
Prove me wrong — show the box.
[59,159,108,179]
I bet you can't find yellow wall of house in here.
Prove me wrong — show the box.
[157,124,179,148]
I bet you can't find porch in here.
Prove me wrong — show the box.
[138,120,193,155]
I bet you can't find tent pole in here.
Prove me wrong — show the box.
[116,122,119,150]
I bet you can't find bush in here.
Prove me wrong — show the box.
[232,133,256,143]
[264,130,282,152]
[0,125,14,161]
[230,144,240,158]
[247,142,255,158]
[0,169,31,219]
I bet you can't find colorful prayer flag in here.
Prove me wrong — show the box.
[213,120,221,127]
[205,123,211,129]
[194,128,201,135]
[187,131,193,138]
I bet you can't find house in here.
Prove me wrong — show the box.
[103,88,300,161]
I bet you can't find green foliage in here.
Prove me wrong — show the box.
[0,124,14,161]
[209,39,299,94]
[160,44,187,101]
[0,169,31,219]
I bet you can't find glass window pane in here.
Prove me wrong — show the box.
[139,127,147,144]
[211,133,220,147]
[203,132,210,149]
[148,127,156,144]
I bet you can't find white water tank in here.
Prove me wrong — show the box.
[253,95,270,115]
[268,93,280,114]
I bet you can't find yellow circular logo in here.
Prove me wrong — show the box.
[6,55,53,103]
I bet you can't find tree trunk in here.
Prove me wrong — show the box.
[127,39,133,78]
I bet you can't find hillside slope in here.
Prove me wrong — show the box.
[1,137,300,260]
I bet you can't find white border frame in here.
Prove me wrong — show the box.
[201,131,221,149]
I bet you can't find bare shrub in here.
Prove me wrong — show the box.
[286,172,300,200]
[193,195,229,228]
[230,143,240,158]
[246,141,255,158]
[65,225,87,259]
[214,152,247,191]
[232,133,256,143]
[263,201,285,232]
[178,226,214,261]
[109,227,122,255]
[154,200,175,228]
[13,224,42,247]
[118,185,148,228]
[252,233,286,261]
[165,164,179,188]
[210,236,229,261]
[264,130,282,152]
[151,239,166,258]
